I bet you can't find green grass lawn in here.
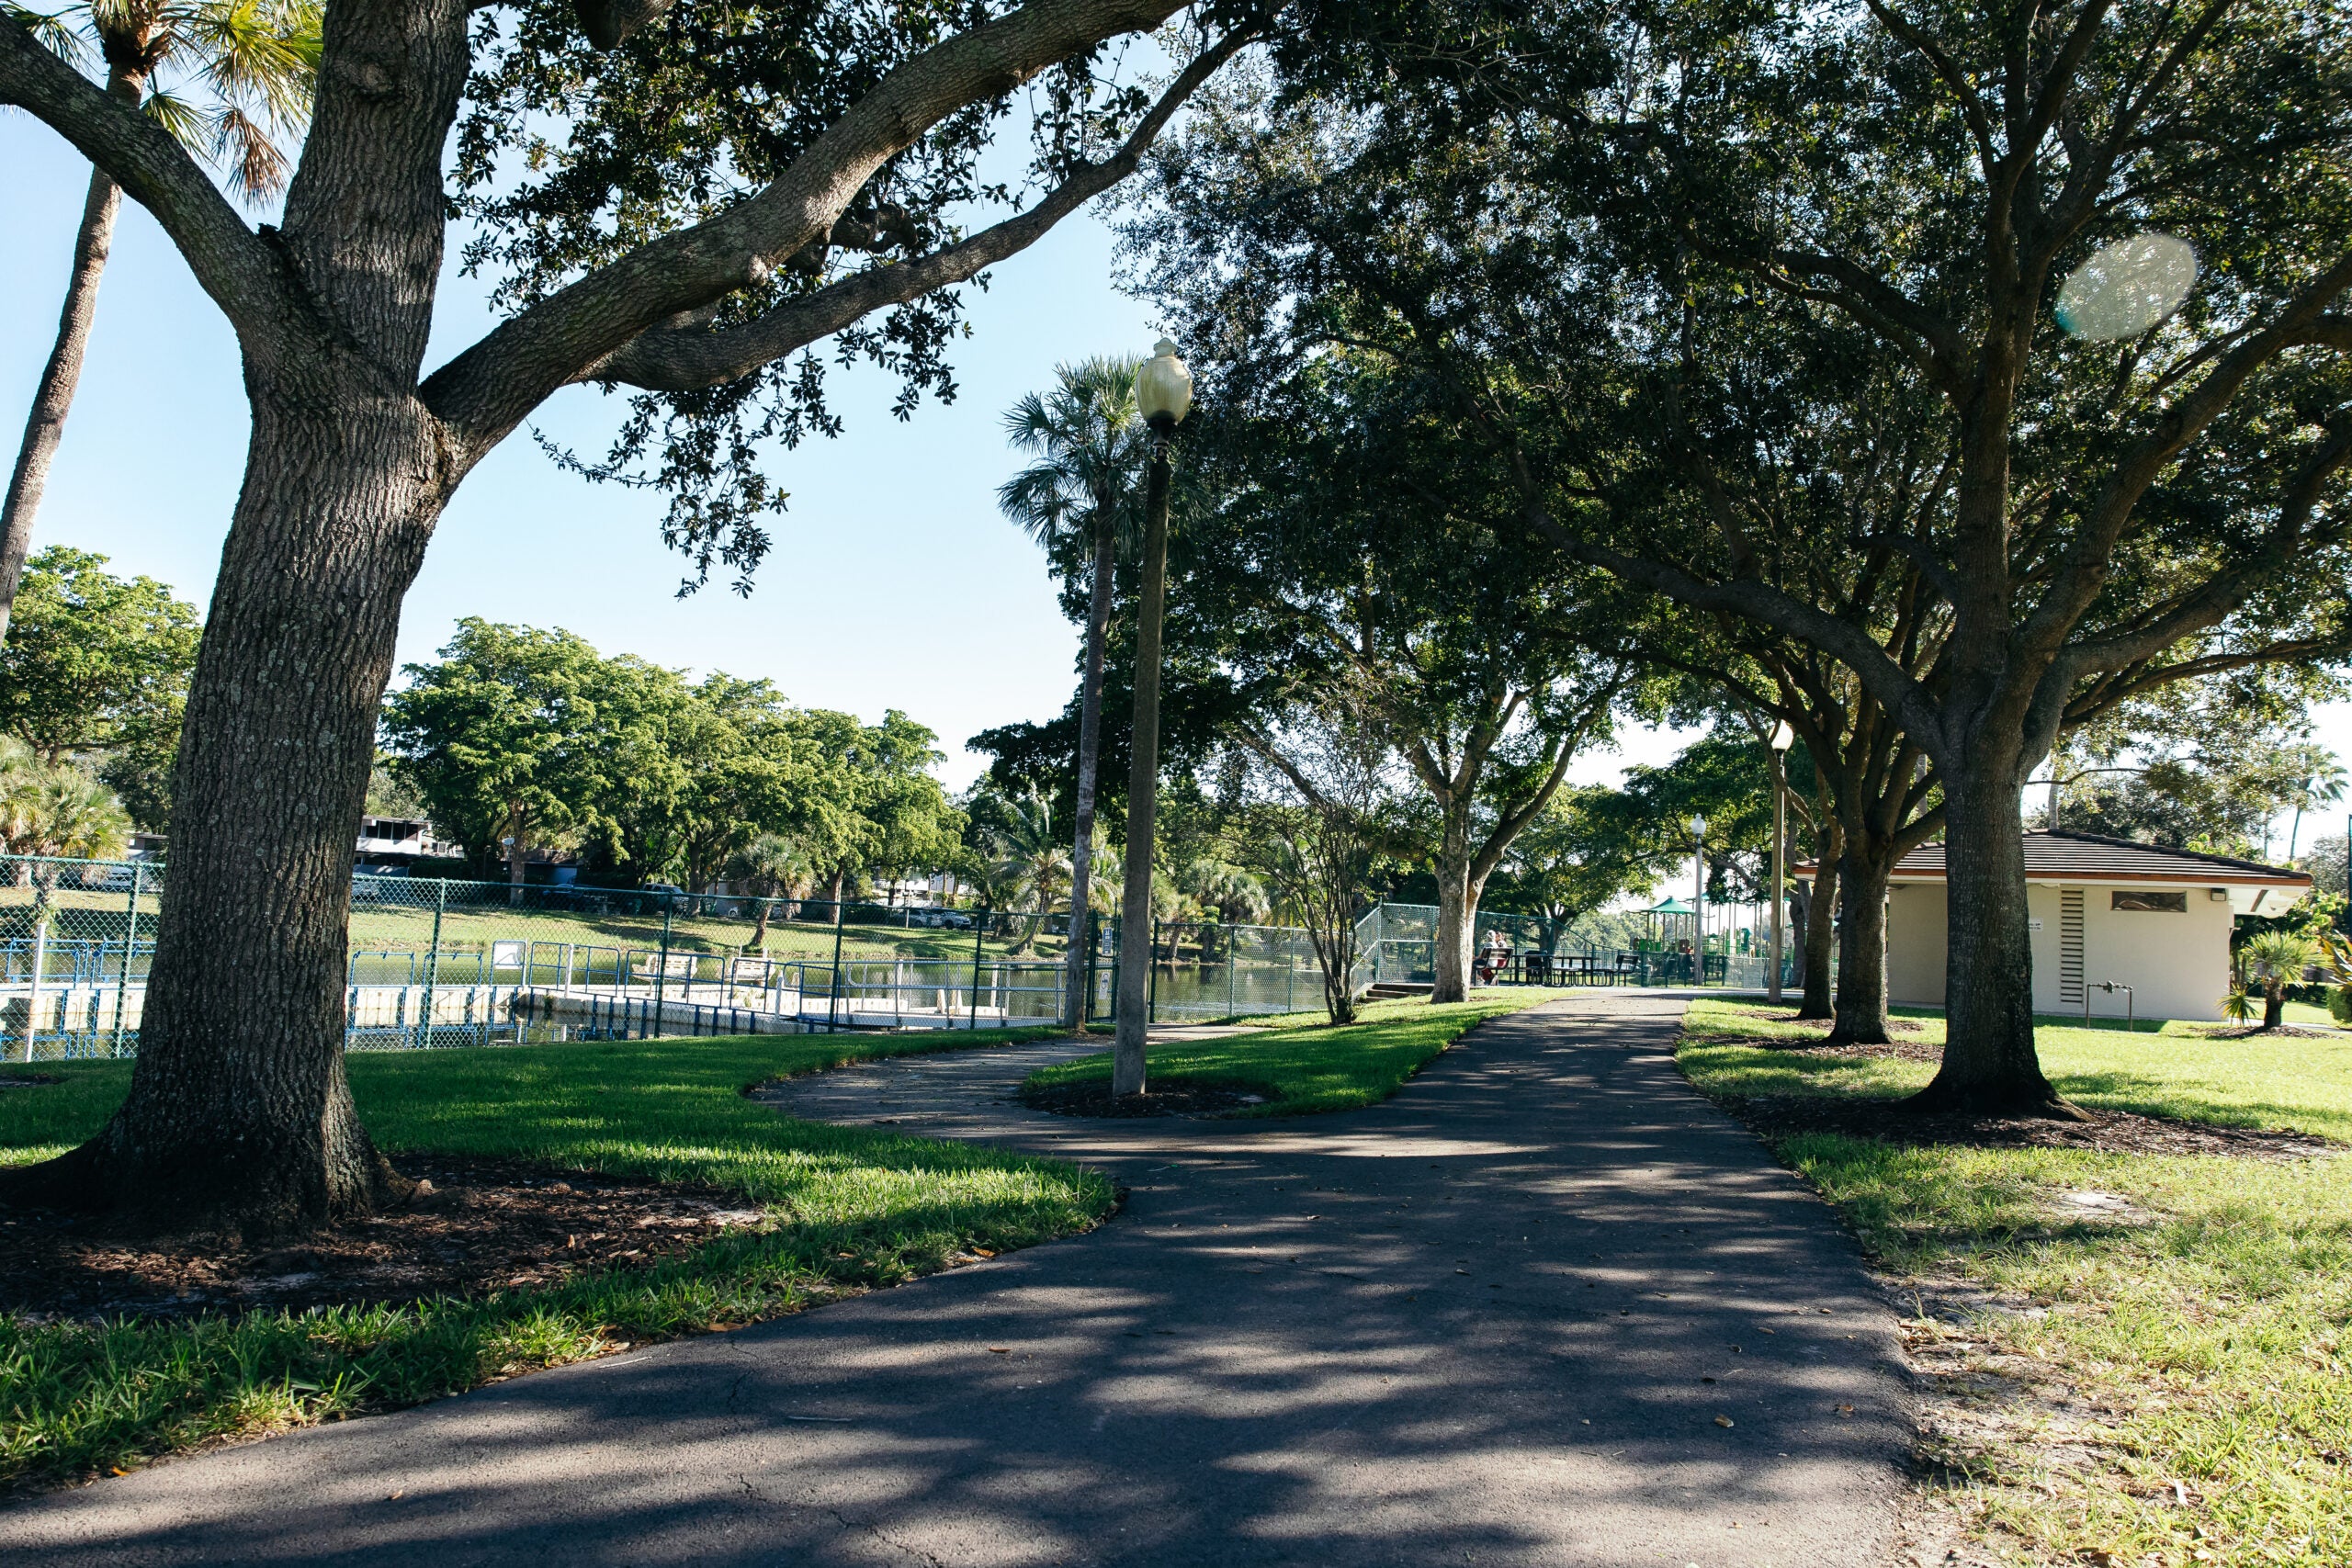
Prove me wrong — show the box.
[1678,998,2352,1567]
[0,1024,1102,1492]
[1025,988,1576,1115]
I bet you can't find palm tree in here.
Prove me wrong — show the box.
[2286,758,2347,862]
[726,833,816,948]
[2242,931,2319,1032]
[998,355,1145,1022]
[987,788,1073,953]
[2,0,321,642]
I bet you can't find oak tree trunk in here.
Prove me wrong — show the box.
[1827,837,1893,1044]
[0,378,442,1235]
[0,74,134,642]
[1797,819,1841,1020]
[1916,759,2070,1113]
[1060,510,1116,1028]
[1111,446,1170,1095]
[1430,825,1476,1004]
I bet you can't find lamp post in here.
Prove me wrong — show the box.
[1768,720,1793,1004]
[1690,816,1706,987]
[1112,339,1192,1097]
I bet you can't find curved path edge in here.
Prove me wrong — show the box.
[1,993,1910,1567]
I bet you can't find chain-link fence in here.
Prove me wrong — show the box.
[0,852,1804,1063]
[1352,902,1802,991]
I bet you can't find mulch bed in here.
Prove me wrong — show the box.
[1717,1092,2340,1160]
[1021,1080,1271,1119]
[0,1156,766,1323]
[1685,1031,1945,1062]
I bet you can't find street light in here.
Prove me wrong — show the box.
[1768,721,1793,1005]
[1690,816,1706,987]
[1112,340,1193,1097]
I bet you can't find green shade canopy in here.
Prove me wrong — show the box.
[1646,897,1698,914]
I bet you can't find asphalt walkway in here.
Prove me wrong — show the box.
[2,993,1909,1566]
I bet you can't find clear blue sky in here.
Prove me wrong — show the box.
[2,109,2342,848]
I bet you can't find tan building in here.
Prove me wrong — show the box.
[1820,830,2311,1024]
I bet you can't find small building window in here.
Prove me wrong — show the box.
[2111,889,2188,912]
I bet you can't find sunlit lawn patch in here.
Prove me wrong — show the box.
[1027,988,1575,1116]
[0,1025,1102,1492]
[1679,998,2352,1567]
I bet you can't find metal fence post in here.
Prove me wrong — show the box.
[656,889,674,1018]
[22,888,47,1062]
[1083,911,1102,1026]
[1148,918,1160,1023]
[969,913,986,1029]
[1286,927,1295,1013]
[827,898,845,1031]
[1227,922,1236,1018]
[112,860,142,1055]
[420,878,447,1050]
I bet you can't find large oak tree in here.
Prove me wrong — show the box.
[0,0,1254,1234]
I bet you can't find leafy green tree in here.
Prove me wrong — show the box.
[0,736,130,859]
[2303,835,2348,899]
[0,0,319,643]
[1133,4,2352,1111]
[1233,702,1402,1022]
[852,710,964,902]
[0,545,199,829]
[1480,784,1668,958]
[2051,675,2344,857]
[986,786,1071,914]
[0,0,1253,1235]
[1185,358,1640,1001]
[380,620,610,898]
[727,832,817,946]
[1000,354,1145,1022]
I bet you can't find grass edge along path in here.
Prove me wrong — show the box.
[0,1025,1102,1494]
[1676,997,2352,1568]
[1024,988,1577,1116]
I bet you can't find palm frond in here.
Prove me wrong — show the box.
[140,85,204,150]
[3,3,95,71]
[210,101,289,199]
[192,0,318,132]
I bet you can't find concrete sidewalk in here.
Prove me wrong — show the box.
[1,993,1910,1566]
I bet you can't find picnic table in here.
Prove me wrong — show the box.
[1515,952,1621,987]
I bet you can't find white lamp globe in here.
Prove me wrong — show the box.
[1137,338,1193,433]
[1770,720,1794,752]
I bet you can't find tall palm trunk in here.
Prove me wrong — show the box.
[0,69,141,644]
[1059,509,1116,1027]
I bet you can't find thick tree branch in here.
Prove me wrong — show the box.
[586,28,1250,395]
[420,0,1191,455]
[1522,504,1949,760]
[1465,680,1620,890]
[0,22,304,361]
[2018,254,2352,658]
[1860,0,1998,176]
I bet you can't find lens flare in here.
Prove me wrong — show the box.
[2054,234,2199,341]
